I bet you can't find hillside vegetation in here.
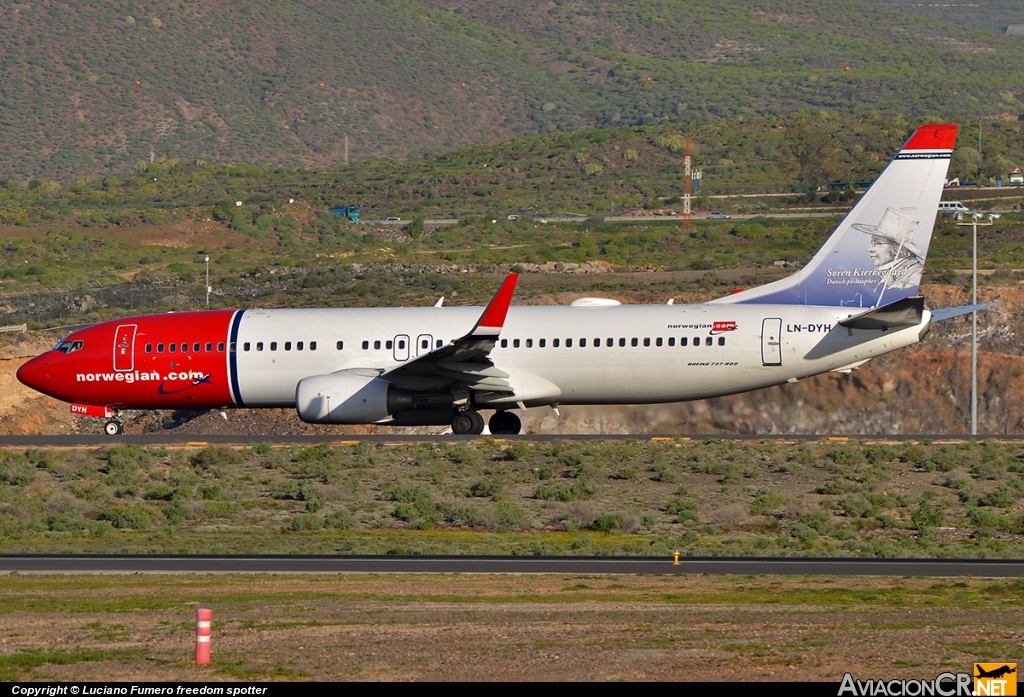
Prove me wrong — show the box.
[1,0,1023,178]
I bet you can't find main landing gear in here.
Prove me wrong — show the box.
[104,419,124,436]
[449,410,523,435]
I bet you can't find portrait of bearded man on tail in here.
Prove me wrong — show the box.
[853,207,925,291]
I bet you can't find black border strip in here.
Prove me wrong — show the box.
[228,310,245,407]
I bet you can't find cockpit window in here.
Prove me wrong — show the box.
[54,339,84,354]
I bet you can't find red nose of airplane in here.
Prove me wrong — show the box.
[16,354,50,392]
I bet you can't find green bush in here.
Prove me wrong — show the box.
[190,446,242,469]
[591,514,625,533]
[291,514,324,531]
[494,502,528,529]
[325,509,356,530]
[99,505,153,530]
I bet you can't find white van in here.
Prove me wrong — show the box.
[938,201,970,215]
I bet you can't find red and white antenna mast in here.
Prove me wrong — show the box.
[683,137,692,233]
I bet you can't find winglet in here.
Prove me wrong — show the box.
[467,274,518,339]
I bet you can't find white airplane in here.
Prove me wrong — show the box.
[18,124,991,435]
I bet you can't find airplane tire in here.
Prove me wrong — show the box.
[489,411,522,435]
[452,411,485,435]
[104,420,124,436]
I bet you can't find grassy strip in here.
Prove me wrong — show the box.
[2,439,1023,557]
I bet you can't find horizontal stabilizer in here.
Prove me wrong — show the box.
[839,296,924,330]
[929,301,1001,322]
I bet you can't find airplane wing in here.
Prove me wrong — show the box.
[379,274,519,393]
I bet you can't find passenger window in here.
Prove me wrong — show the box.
[398,340,406,349]
[606,338,613,347]
[422,339,429,349]
[193,343,200,352]
[693,336,700,346]
[631,338,638,347]
[169,343,176,353]
[297,342,303,351]
[501,339,508,348]
[362,341,369,350]
[257,342,264,351]
[566,338,573,348]
[158,343,165,352]
[244,342,251,351]
[656,337,663,347]
[618,338,625,347]
[580,338,587,347]
[552,339,559,348]
[643,338,650,347]
[705,337,713,346]
[310,341,317,351]
[526,339,533,348]
[145,343,152,353]
[217,342,224,352]
[337,341,345,350]
[374,340,381,350]
[668,337,675,347]
[229,342,236,352]
[436,340,443,348]
[513,339,520,348]
[386,340,393,350]
[681,337,688,347]
[284,342,292,351]
[539,339,546,348]
[180,343,187,353]
[270,342,278,351]
[205,342,212,352]
[718,336,725,346]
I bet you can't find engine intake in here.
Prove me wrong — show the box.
[295,372,413,424]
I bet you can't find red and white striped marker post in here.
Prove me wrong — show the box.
[195,608,212,664]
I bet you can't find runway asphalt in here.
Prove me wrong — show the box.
[2,433,1021,447]
[1,554,1022,577]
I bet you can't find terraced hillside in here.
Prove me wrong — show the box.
[1,0,1023,178]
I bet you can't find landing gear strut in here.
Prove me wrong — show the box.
[451,410,485,435]
[489,411,522,435]
[104,420,124,436]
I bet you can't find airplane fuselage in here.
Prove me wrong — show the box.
[18,302,929,414]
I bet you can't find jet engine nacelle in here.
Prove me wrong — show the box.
[295,371,413,424]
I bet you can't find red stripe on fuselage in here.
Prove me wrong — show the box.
[17,310,236,409]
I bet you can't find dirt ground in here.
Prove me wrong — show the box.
[1,573,1021,681]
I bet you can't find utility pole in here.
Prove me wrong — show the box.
[205,256,210,307]
[957,214,994,435]
[683,137,692,233]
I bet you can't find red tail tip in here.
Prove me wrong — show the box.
[903,124,958,151]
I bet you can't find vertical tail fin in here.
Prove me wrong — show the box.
[716,124,958,308]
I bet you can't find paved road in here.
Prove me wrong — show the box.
[0,554,1021,576]
[1,433,1020,448]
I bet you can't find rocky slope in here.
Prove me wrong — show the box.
[1,284,1019,436]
